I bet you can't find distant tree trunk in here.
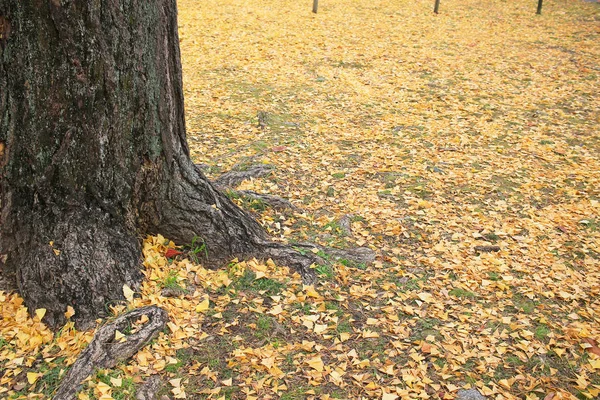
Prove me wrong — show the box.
[0,0,316,329]
[313,0,319,13]
[536,0,543,14]
[434,0,441,14]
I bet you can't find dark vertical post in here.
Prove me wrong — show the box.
[313,0,318,13]
[434,0,441,14]
[536,0,543,14]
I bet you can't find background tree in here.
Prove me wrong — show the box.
[0,0,321,329]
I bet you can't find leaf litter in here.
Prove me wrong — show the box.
[1,0,599,398]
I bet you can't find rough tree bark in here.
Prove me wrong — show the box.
[0,0,319,330]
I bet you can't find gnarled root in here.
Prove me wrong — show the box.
[289,242,376,266]
[233,190,299,212]
[213,164,275,189]
[54,306,168,400]
[136,375,163,400]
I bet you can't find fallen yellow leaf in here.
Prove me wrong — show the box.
[195,298,210,313]
[27,372,39,384]
[306,355,324,372]
[35,308,46,320]
[122,284,134,302]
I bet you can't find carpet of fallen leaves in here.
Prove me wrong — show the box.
[1,0,599,399]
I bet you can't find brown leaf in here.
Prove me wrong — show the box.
[543,392,555,400]
[582,338,600,356]
[421,342,432,353]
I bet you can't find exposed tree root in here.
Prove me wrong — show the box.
[149,159,321,285]
[474,245,501,253]
[290,242,376,265]
[136,375,163,400]
[211,162,298,212]
[213,164,275,189]
[258,242,321,284]
[338,214,354,237]
[207,165,376,281]
[256,241,376,284]
[233,190,299,212]
[54,306,168,400]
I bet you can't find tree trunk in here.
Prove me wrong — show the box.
[0,0,316,329]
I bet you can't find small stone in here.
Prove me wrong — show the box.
[456,388,487,400]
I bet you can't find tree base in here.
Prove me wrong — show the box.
[14,210,143,329]
[0,0,374,331]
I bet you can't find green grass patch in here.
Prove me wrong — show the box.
[27,357,68,397]
[257,314,272,332]
[488,271,500,281]
[183,235,208,263]
[95,370,136,400]
[315,264,335,279]
[534,324,551,341]
[336,320,353,334]
[449,288,476,299]
[339,258,367,270]
[233,270,285,296]
[161,271,185,291]
[512,294,537,314]
[325,301,345,317]
[411,318,443,341]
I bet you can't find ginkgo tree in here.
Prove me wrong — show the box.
[0,0,319,329]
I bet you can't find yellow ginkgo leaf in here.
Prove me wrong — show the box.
[268,305,283,315]
[195,298,210,313]
[362,330,379,338]
[96,381,111,395]
[306,355,324,372]
[35,308,46,320]
[303,285,321,298]
[64,305,75,319]
[222,377,233,386]
[27,372,40,384]
[110,377,122,387]
[417,292,433,303]
[122,284,134,302]
[114,330,126,342]
[382,392,398,400]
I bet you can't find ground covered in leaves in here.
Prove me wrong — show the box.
[1,0,599,398]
